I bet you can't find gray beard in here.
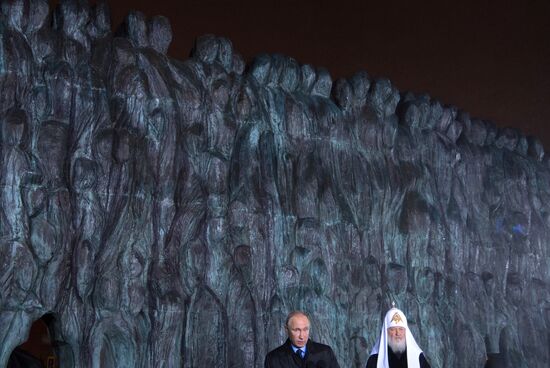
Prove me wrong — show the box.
[388,338,407,354]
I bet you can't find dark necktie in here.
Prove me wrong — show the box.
[296,349,305,359]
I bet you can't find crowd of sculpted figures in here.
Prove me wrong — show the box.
[0,1,548,367]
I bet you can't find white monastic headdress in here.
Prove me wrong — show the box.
[370,307,424,368]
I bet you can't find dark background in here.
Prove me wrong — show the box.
[52,0,550,148]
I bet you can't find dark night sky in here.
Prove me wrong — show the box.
[54,0,550,148]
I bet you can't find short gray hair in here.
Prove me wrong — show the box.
[285,310,309,328]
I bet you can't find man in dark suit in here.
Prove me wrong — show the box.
[265,310,340,368]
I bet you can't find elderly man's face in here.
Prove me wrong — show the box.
[388,326,406,353]
[286,314,310,348]
[388,326,406,342]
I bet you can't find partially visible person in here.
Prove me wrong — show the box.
[7,347,44,368]
[265,310,340,368]
[366,307,431,368]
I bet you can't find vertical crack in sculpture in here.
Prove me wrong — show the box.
[0,0,549,367]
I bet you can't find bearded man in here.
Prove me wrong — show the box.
[366,307,431,368]
[265,310,340,368]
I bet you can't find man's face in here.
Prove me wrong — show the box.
[387,326,406,353]
[286,314,310,348]
[388,326,406,342]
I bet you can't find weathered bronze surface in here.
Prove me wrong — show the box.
[0,1,548,367]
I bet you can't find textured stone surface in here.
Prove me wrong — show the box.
[0,1,549,367]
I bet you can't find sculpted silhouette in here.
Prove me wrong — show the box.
[0,1,548,367]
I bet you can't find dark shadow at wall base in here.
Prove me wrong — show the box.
[484,353,506,368]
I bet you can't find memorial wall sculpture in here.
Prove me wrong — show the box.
[0,0,548,367]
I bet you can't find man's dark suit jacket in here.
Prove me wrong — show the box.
[265,339,340,368]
